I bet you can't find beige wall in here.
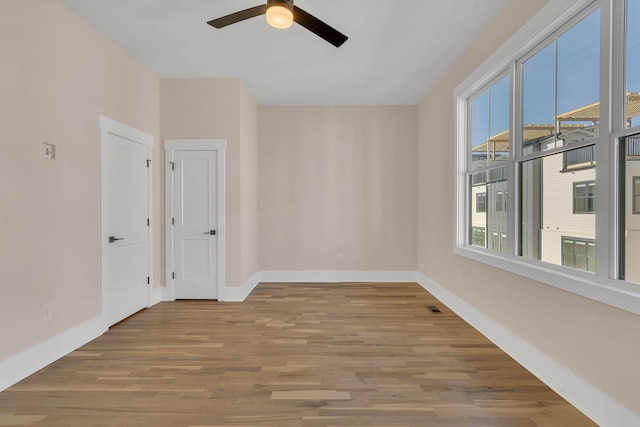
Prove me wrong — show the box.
[160,78,259,287]
[240,85,260,284]
[259,106,417,271]
[418,0,640,414]
[0,0,160,359]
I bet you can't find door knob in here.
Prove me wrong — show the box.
[203,230,217,235]
[109,236,125,243]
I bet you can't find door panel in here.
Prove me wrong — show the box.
[173,150,218,299]
[103,132,149,326]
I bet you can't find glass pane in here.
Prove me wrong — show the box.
[471,91,490,170]
[575,255,587,270]
[522,9,600,154]
[490,76,510,162]
[575,241,586,255]
[471,76,510,170]
[563,240,573,254]
[563,253,574,266]
[523,43,555,153]
[470,183,488,248]
[521,149,596,270]
[556,9,600,142]
[627,0,640,128]
[587,242,596,258]
[487,180,507,251]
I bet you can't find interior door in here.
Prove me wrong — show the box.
[103,131,150,326]
[172,150,218,299]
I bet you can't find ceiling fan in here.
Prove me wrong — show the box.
[207,0,348,48]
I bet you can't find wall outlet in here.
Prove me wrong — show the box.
[40,142,56,160]
[337,252,344,263]
[42,304,53,323]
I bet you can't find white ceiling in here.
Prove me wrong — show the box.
[62,0,512,106]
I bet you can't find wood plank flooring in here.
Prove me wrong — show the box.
[0,283,596,426]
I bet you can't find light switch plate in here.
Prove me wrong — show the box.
[40,142,55,160]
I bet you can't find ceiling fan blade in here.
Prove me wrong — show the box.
[293,6,348,48]
[207,5,268,29]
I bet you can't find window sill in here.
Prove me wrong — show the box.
[454,244,640,316]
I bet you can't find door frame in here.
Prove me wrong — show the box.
[164,139,226,301]
[99,115,153,327]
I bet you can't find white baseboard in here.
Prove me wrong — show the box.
[416,272,640,427]
[222,271,262,302]
[260,270,417,283]
[149,286,163,306]
[0,316,106,392]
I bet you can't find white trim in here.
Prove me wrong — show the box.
[260,270,418,283]
[99,115,153,328]
[0,316,106,392]
[164,139,226,151]
[149,286,163,306]
[164,139,227,300]
[222,272,262,302]
[416,272,640,427]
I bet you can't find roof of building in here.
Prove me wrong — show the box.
[472,93,640,153]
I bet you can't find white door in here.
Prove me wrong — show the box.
[101,116,151,327]
[172,150,218,299]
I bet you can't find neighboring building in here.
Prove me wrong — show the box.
[470,94,640,282]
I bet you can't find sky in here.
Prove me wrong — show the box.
[471,1,640,149]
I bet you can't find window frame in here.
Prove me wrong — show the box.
[454,0,640,316]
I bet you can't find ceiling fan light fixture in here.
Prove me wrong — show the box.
[266,1,293,29]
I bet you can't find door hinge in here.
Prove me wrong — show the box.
[172,272,175,279]
[146,159,151,168]
[147,218,150,226]
[147,276,150,285]
[172,217,175,225]
[170,162,175,171]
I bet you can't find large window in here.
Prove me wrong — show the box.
[457,0,640,311]
[468,75,510,253]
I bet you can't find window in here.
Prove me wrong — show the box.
[491,231,508,253]
[467,75,510,253]
[456,0,640,312]
[495,191,507,212]
[476,192,487,212]
[562,237,596,272]
[573,181,595,213]
[472,227,486,247]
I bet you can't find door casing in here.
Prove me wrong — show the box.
[164,139,226,301]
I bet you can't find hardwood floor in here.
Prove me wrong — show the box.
[0,283,596,426]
